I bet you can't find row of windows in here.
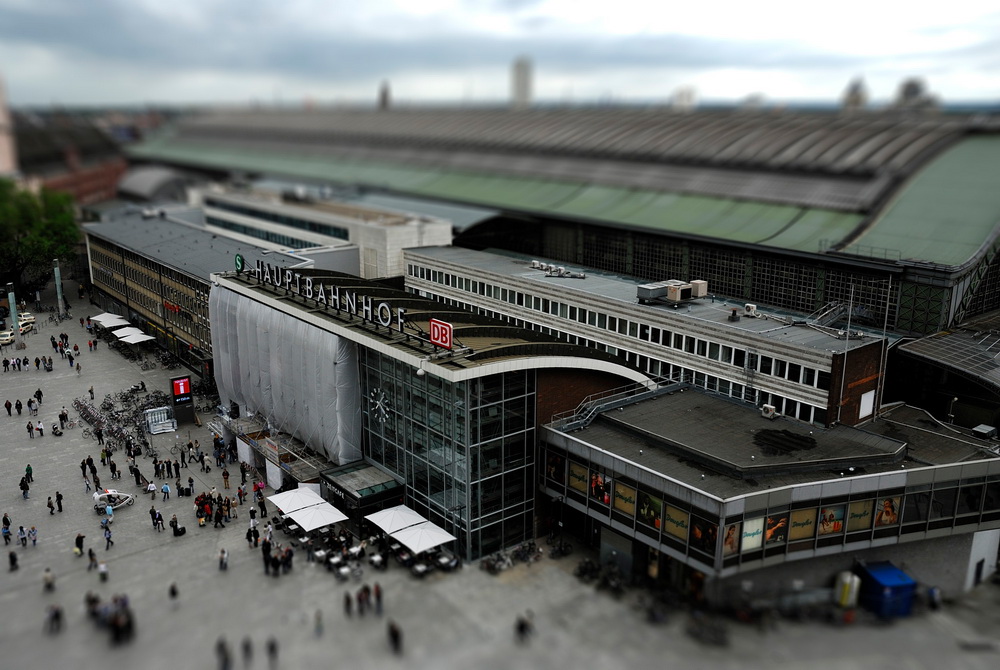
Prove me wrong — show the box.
[206,216,313,249]
[544,446,1000,569]
[408,263,830,389]
[444,297,827,425]
[205,198,350,241]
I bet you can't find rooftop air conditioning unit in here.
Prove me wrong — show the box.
[690,280,708,298]
[530,260,540,269]
[745,303,758,317]
[761,404,778,420]
[556,266,566,275]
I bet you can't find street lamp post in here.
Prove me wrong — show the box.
[53,259,65,318]
[948,396,958,424]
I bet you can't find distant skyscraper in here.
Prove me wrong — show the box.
[511,57,532,110]
[379,81,391,111]
[0,75,17,176]
[842,77,868,113]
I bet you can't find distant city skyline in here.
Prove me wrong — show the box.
[1,0,998,107]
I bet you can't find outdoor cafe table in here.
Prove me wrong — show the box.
[287,524,301,534]
[313,549,327,563]
[369,553,384,568]
[412,563,429,577]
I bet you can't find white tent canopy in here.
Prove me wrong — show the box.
[90,313,123,324]
[121,333,155,344]
[391,521,457,555]
[287,502,348,532]
[101,319,131,329]
[267,487,326,513]
[365,505,426,535]
[115,327,145,338]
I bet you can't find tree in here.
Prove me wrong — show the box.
[0,179,79,293]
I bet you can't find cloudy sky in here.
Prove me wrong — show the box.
[1,0,998,107]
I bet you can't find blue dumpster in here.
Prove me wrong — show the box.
[855,561,917,619]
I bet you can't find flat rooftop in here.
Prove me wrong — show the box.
[206,188,415,227]
[84,207,311,282]
[407,246,893,355]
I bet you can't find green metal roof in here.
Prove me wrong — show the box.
[852,136,1000,268]
[130,135,867,256]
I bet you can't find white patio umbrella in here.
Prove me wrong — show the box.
[288,502,348,532]
[90,312,123,324]
[365,505,426,534]
[121,333,155,344]
[391,521,457,555]
[100,319,131,329]
[114,327,145,338]
[266,487,326,513]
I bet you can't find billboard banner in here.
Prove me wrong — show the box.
[818,506,845,535]
[638,492,662,529]
[742,517,764,551]
[847,500,875,532]
[568,463,588,493]
[789,509,817,541]
[663,504,689,540]
[613,482,636,517]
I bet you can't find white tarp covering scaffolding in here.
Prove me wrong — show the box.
[210,286,362,465]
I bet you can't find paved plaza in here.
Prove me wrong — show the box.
[0,285,998,670]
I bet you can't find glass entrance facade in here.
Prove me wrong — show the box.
[359,350,537,561]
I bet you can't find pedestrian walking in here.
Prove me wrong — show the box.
[36,420,43,437]
[87,548,97,571]
[26,422,34,439]
[374,582,383,615]
[387,620,403,655]
[95,426,103,445]
[89,385,95,400]
[219,548,229,570]
[104,526,113,550]
[29,526,37,546]
[266,637,278,670]
[216,637,232,670]
[25,464,33,483]
[161,482,170,501]
[47,497,55,515]
[43,567,56,591]
[17,526,27,547]
[55,491,63,513]
[14,399,22,415]
[19,477,29,499]
[155,511,165,532]
[241,637,252,669]
[222,468,230,489]
[3,399,10,416]
[74,533,85,557]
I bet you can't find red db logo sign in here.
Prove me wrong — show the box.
[429,318,453,350]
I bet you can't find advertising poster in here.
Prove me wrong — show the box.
[818,506,846,535]
[613,482,637,517]
[638,491,662,529]
[788,508,817,541]
[663,504,689,540]
[590,472,612,505]
[545,453,565,484]
[874,497,901,527]
[568,462,588,493]
[742,517,764,551]
[765,514,788,545]
[722,523,741,556]
[689,516,718,554]
[847,500,875,532]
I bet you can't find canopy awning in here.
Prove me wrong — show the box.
[121,333,156,344]
[100,319,131,328]
[90,313,124,324]
[365,505,426,534]
[391,521,457,555]
[287,502,348,532]
[115,327,145,338]
[266,487,327,513]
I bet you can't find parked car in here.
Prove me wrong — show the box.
[0,330,13,345]
[17,312,35,326]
